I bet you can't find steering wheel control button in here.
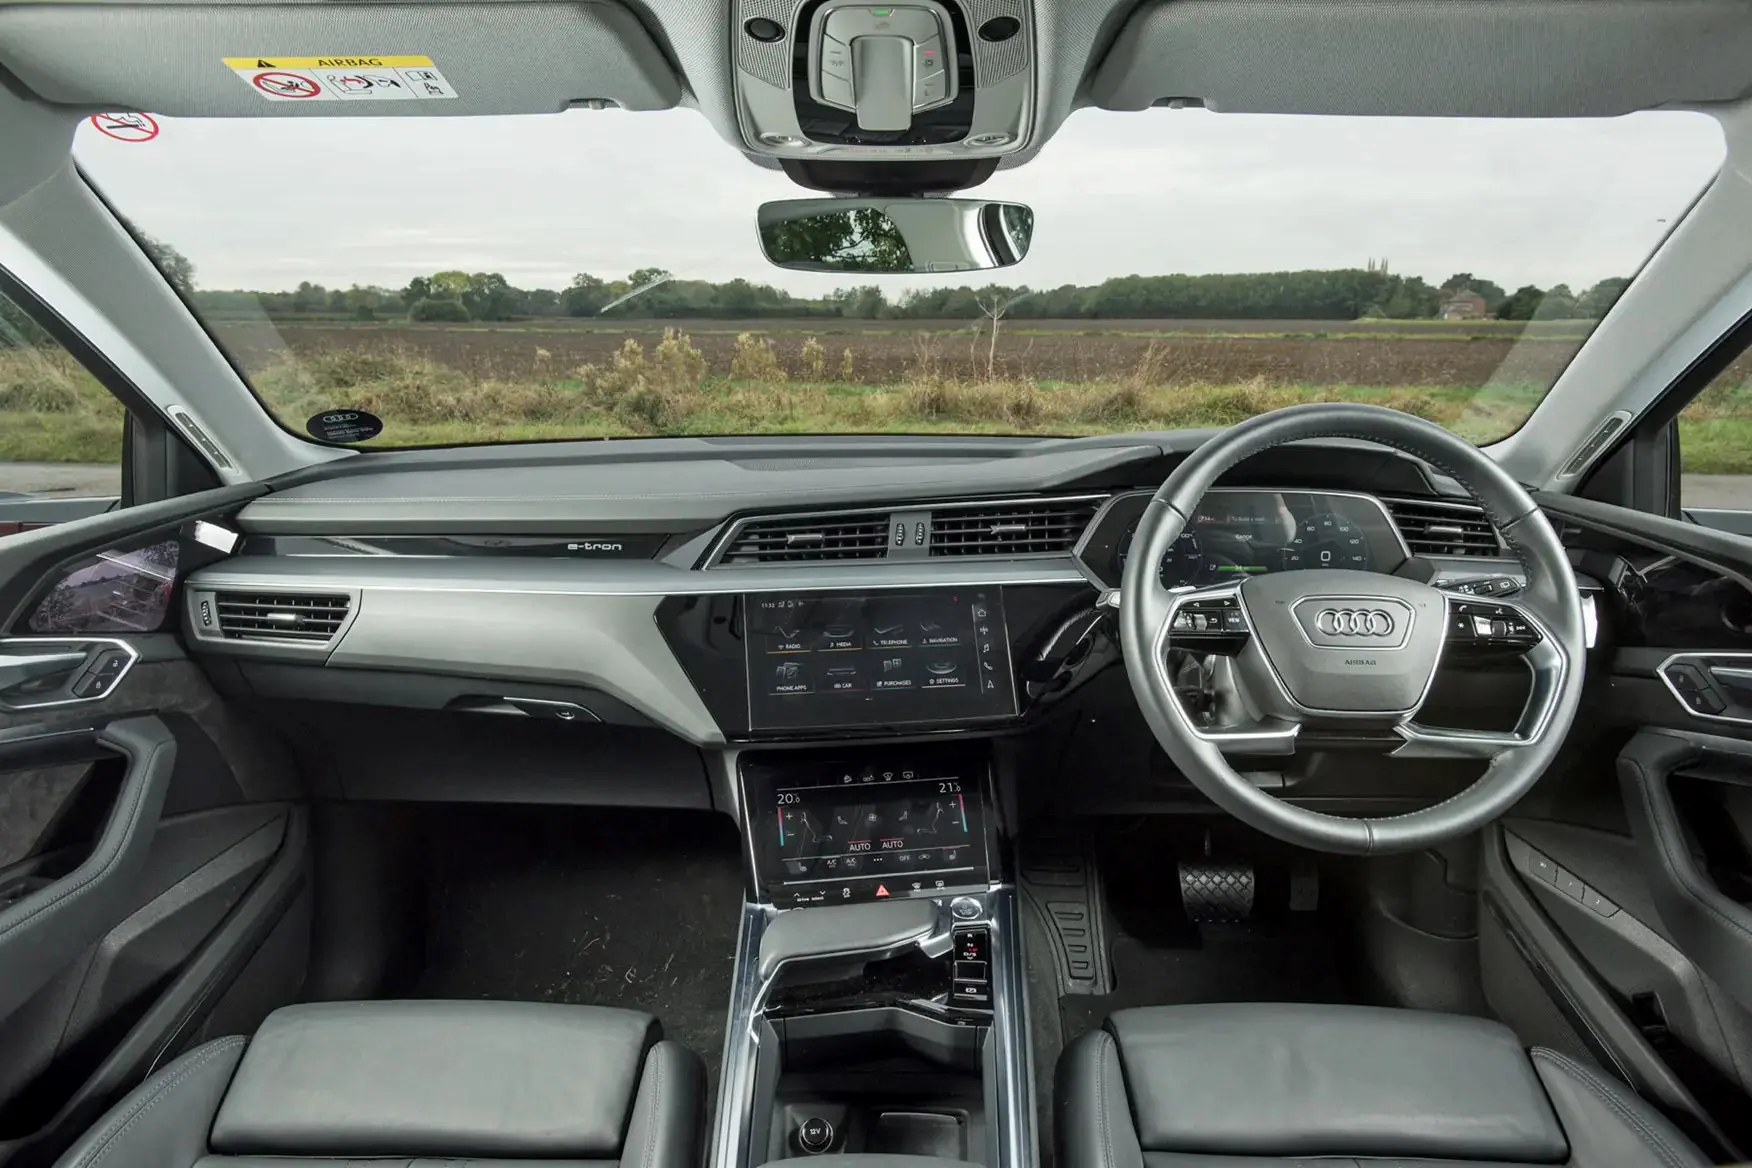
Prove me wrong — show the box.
[798,1117,835,1154]
[1448,575,1520,597]
[1168,594,1250,654]
[1448,601,1541,653]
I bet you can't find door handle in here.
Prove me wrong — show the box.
[0,650,89,691]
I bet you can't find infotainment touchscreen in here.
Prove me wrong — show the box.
[743,588,1017,731]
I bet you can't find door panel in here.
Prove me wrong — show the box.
[0,718,174,1021]
[1619,731,1752,1016]
[1475,492,1752,1157]
[0,487,309,1168]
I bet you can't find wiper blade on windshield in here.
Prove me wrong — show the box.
[599,271,673,314]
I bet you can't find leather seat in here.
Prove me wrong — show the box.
[53,999,705,1168]
[1058,1003,1709,1168]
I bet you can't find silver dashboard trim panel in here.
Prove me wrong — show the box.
[183,557,1093,744]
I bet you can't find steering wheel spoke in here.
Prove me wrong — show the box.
[1403,593,1572,760]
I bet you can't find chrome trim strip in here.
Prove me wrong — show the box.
[706,493,1112,569]
[985,885,1037,1168]
[187,556,1093,597]
[710,901,777,1168]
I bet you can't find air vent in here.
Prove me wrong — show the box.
[929,497,1102,558]
[717,513,891,564]
[1384,499,1503,558]
[215,592,351,642]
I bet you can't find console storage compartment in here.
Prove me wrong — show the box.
[751,1007,991,1163]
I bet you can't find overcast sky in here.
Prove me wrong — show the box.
[73,107,1725,297]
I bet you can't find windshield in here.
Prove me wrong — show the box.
[75,108,1724,449]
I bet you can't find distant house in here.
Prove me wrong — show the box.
[1440,290,1491,320]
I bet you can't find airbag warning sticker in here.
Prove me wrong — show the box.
[224,56,458,102]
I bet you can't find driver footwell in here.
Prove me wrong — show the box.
[1040,821,1352,1050]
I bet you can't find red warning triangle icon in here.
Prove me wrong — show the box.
[875,884,890,897]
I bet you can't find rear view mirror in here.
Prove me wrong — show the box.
[758,198,1034,274]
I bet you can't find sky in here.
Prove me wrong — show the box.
[72,106,1727,299]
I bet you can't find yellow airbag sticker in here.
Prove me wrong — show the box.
[224,56,458,102]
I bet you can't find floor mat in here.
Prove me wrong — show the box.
[412,805,745,1089]
[1059,920,1349,1045]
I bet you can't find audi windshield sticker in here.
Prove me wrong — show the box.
[305,409,385,443]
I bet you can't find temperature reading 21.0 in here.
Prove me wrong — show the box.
[939,780,961,793]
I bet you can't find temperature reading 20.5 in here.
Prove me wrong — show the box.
[939,780,962,793]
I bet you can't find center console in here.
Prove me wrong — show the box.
[714,746,1031,1168]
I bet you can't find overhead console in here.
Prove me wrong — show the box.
[735,0,1033,161]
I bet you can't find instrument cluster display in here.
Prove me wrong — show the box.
[1086,490,1409,589]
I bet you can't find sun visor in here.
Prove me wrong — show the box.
[0,1,682,116]
[1091,0,1752,117]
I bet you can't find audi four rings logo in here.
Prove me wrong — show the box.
[1314,608,1396,637]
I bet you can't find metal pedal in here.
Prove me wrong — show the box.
[1178,837,1256,924]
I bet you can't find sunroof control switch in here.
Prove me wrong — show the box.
[811,0,958,131]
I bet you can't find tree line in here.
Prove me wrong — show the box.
[186,268,1633,325]
[122,239,1635,326]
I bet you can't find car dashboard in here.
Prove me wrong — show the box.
[177,436,1537,761]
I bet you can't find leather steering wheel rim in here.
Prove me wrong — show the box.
[1119,402,1586,855]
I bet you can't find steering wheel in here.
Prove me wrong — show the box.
[1120,403,1586,854]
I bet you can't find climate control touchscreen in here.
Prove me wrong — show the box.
[744,589,1016,730]
[745,754,993,906]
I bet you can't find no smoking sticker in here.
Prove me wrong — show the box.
[224,55,459,102]
[89,113,159,142]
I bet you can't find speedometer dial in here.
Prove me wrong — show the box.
[1283,512,1371,572]
[1161,530,1205,586]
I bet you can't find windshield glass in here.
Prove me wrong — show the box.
[75,108,1724,448]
